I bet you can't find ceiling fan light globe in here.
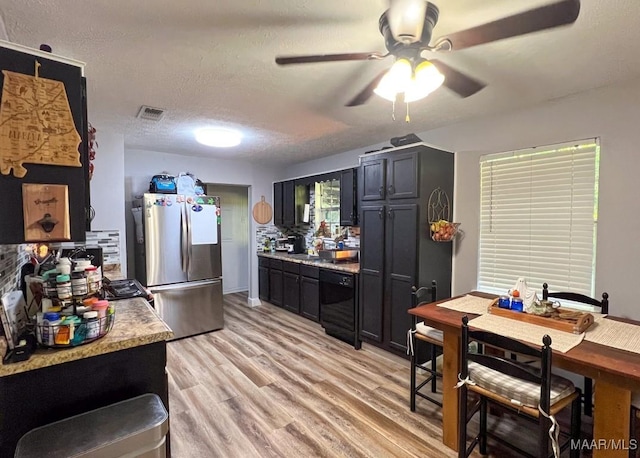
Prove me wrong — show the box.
[388,0,428,44]
[404,61,445,102]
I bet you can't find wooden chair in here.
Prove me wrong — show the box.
[409,281,441,410]
[458,316,582,458]
[543,282,609,417]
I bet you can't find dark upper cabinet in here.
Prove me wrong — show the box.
[273,182,283,226]
[283,180,295,226]
[0,44,90,244]
[339,168,357,226]
[388,151,419,200]
[360,157,386,201]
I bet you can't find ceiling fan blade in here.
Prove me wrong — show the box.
[430,59,486,98]
[345,69,389,107]
[276,52,383,65]
[437,0,580,51]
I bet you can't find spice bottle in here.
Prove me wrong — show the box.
[42,312,61,346]
[71,270,88,299]
[85,266,102,294]
[56,274,72,300]
[83,311,100,339]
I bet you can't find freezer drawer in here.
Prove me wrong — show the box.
[150,279,223,340]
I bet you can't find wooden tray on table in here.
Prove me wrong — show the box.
[487,298,594,334]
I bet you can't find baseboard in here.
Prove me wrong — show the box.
[247,297,261,308]
[224,287,249,294]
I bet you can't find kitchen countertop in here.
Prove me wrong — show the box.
[0,298,173,377]
[258,252,360,274]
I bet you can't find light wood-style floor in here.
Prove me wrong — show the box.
[167,293,587,457]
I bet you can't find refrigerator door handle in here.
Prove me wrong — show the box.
[186,202,193,274]
[181,203,188,273]
[149,278,220,293]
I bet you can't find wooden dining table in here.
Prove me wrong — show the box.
[409,292,640,458]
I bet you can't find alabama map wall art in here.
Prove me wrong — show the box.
[0,61,81,178]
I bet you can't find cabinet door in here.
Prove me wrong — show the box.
[359,205,385,342]
[359,158,386,201]
[258,266,269,301]
[269,268,283,307]
[340,168,357,226]
[300,276,319,322]
[0,46,89,243]
[273,182,283,226]
[283,180,295,226]
[388,151,419,200]
[283,272,301,314]
[385,204,418,352]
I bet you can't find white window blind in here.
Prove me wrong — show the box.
[478,139,600,297]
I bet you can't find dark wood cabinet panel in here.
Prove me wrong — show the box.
[360,158,386,201]
[258,266,269,301]
[339,168,357,226]
[358,144,454,356]
[283,180,295,226]
[386,204,418,352]
[273,182,283,226]
[359,205,386,342]
[282,272,300,313]
[300,276,319,322]
[388,151,419,200]
[269,268,283,307]
[0,46,89,244]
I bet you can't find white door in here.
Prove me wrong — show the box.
[206,184,249,294]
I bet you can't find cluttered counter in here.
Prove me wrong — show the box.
[0,297,173,377]
[0,297,173,456]
[257,251,360,274]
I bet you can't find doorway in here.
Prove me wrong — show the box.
[206,184,249,294]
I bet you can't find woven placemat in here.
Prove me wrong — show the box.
[585,319,640,354]
[468,314,584,353]
[437,295,494,315]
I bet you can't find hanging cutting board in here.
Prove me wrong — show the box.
[252,196,272,224]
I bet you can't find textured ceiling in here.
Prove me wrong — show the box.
[2,0,640,164]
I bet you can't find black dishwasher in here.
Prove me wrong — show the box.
[319,269,361,349]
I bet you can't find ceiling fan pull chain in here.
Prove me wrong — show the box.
[405,103,411,123]
[391,100,396,121]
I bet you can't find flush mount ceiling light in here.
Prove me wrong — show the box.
[374,58,444,103]
[195,127,243,147]
[387,0,428,44]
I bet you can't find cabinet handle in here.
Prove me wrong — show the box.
[388,185,394,195]
[378,186,384,196]
[378,208,384,219]
[388,209,394,219]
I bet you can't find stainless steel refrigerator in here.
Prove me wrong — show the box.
[135,193,223,340]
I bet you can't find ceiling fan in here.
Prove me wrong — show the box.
[275,0,581,107]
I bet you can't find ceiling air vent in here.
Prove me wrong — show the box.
[137,105,165,121]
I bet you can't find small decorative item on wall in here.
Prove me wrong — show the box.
[88,123,97,180]
[0,60,82,178]
[22,183,71,241]
[427,187,460,242]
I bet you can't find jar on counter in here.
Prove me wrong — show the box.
[42,312,61,346]
[71,271,88,298]
[56,274,72,300]
[92,300,109,333]
[510,297,524,312]
[83,311,100,339]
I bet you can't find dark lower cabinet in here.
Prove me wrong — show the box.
[269,268,283,307]
[300,276,320,321]
[282,261,301,314]
[258,266,269,301]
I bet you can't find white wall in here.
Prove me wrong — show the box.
[89,132,127,274]
[124,149,280,304]
[284,77,640,320]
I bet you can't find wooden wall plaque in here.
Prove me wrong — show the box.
[22,183,70,241]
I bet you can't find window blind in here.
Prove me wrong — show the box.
[478,139,600,297]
